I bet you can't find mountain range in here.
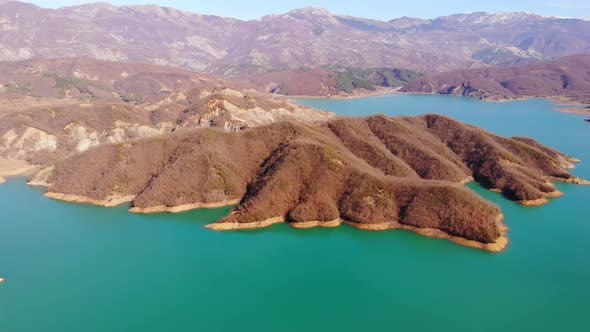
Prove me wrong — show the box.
[1,1,590,74]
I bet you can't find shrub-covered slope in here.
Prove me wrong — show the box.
[39,114,586,251]
[0,87,332,163]
[402,55,590,103]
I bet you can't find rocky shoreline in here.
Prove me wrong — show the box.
[43,192,135,207]
[205,217,285,231]
[517,190,565,206]
[129,200,241,214]
[289,218,342,229]
[18,172,578,253]
[206,214,508,252]
[42,190,242,212]
[345,214,508,253]
[554,176,590,185]
[288,88,398,100]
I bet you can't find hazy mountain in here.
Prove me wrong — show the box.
[1,1,590,74]
[0,57,231,103]
[240,67,421,96]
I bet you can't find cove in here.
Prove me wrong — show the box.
[1,94,589,331]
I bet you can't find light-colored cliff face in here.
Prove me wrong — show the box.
[182,91,334,131]
[0,86,334,163]
[62,121,175,153]
[1,127,57,159]
[0,121,176,160]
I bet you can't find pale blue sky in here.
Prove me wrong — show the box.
[27,0,590,20]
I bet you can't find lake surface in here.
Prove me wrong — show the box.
[1,94,589,331]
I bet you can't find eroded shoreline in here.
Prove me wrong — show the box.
[344,214,508,253]
[206,214,508,252]
[33,169,585,253]
[40,185,506,252]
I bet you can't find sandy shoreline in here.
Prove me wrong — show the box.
[0,159,38,183]
[288,218,342,229]
[43,190,241,212]
[205,217,284,230]
[288,88,398,101]
[129,199,240,214]
[517,190,565,206]
[27,166,54,187]
[345,214,508,252]
[518,198,549,206]
[206,217,343,231]
[36,190,510,252]
[0,158,37,177]
[44,192,135,207]
[553,176,590,185]
[553,107,590,115]
[460,176,474,185]
[207,214,508,252]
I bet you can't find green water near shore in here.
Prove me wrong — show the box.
[1,94,589,331]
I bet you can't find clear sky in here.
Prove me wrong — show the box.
[27,0,590,20]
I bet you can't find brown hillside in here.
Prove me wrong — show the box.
[0,86,333,163]
[0,58,242,103]
[242,68,339,96]
[241,67,421,97]
[402,55,590,103]
[40,114,586,251]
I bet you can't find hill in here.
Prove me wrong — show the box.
[0,58,239,103]
[35,114,587,252]
[0,86,333,163]
[242,67,421,97]
[402,55,590,104]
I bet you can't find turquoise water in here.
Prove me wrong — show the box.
[1,94,589,331]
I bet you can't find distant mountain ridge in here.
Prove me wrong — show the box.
[1,1,590,74]
[402,54,590,103]
[241,67,422,97]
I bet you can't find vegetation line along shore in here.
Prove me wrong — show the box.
[8,113,584,252]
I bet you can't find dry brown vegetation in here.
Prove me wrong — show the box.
[421,115,573,201]
[403,55,590,103]
[0,83,330,164]
[44,114,582,245]
[0,58,232,103]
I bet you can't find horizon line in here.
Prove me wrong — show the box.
[11,1,590,22]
